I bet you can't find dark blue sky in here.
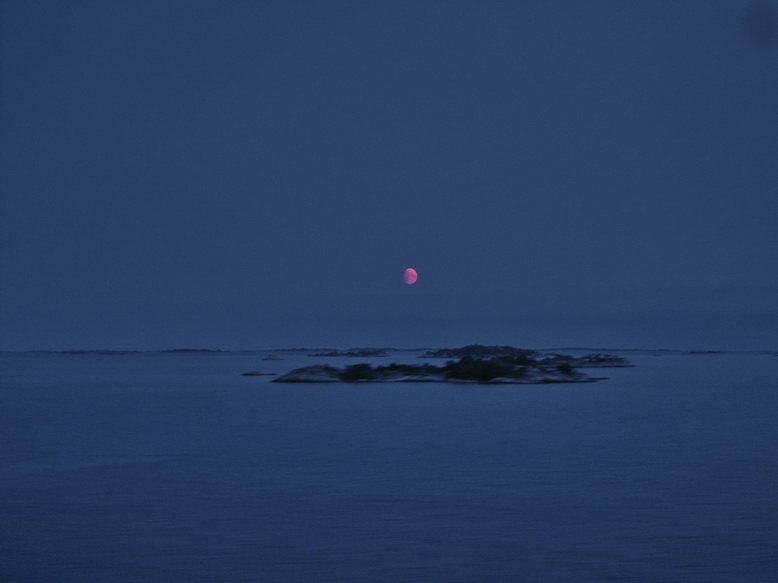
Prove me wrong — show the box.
[2,1,777,350]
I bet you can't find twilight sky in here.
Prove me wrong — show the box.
[1,1,777,350]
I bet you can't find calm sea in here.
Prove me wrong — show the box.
[1,350,777,582]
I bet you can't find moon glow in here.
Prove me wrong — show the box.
[403,268,418,285]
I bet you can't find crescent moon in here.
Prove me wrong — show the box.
[403,268,418,285]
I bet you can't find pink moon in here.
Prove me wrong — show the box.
[403,268,418,285]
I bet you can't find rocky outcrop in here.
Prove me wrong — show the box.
[270,346,634,384]
[542,353,635,368]
[271,365,342,382]
[272,360,604,385]
[420,345,633,368]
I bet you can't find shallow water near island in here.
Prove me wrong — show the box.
[1,350,777,581]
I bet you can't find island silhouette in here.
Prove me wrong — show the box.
[270,344,633,384]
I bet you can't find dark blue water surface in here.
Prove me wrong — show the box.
[1,351,777,582]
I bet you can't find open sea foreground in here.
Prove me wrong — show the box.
[1,349,777,582]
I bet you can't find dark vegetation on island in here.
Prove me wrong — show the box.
[271,345,634,384]
[339,357,570,383]
[420,344,634,368]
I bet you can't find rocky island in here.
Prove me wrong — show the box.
[272,345,634,385]
[420,345,634,368]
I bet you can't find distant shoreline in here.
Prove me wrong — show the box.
[3,347,775,356]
